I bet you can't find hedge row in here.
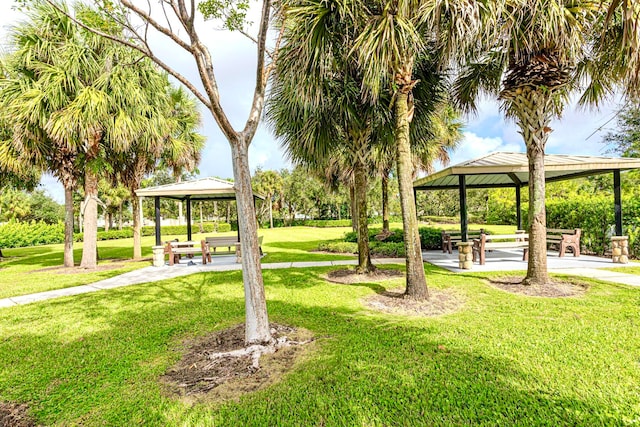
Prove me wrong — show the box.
[0,221,65,248]
[0,221,233,249]
[343,227,443,250]
[546,195,640,257]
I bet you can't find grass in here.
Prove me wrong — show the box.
[0,261,638,425]
[0,227,355,299]
[0,221,502,299]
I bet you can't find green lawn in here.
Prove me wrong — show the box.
[0,261,638,425]
[0,227,356,299]
[0,222,509,299]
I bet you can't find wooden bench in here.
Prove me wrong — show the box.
[441,229,485,254]
[164,240,210,266]
[472,233,528,265]
[547,228,581,257]
[204,236,264,263]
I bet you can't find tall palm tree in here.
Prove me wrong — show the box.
[268,0,396,273]
[454,0,628,286]
[349,0,487,299]
[376,103,464,233]
[1,3,178,268]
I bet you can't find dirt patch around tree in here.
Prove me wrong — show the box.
[322,268,404,284]
[30,258,151,275]
[364,288,464,317]
[161,323,314,404]
[0,402,37,427]
[487,276,589,297]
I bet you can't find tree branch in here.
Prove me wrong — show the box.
[242,0,273,138]
[42,0,211,110]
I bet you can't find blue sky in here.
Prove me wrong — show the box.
[0,2,625,203]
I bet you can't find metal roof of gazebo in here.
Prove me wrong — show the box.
[135,177,264,245]
[413,152,640,190]
[413,152,640,242]
[135,177,264,201]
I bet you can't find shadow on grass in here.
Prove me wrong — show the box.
[0,274,630,426]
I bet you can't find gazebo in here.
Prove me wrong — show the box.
[413,152,640,241]
[135,177,264,245]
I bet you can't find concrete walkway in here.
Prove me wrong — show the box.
[0,257,405,308]
[2,251,639,310]
[424,249,640,287]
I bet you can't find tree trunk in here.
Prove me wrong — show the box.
[395,88,428,300]
[349,185,357,232]
[118,204,123,230]
[230,138,271,345]
[104,213,111,232]
[511,88,552,286]
[63,185,74,267]
[80,169,99,268]
[131,192,142,259]
[269,197,273,228]
[382,173,390,233]
[354,161,375,273]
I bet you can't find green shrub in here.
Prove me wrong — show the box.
[317,241,358,253]
[0,220,65,248]
[344,228,404,243]
[370,241,405,257]
[216,222,231,232]
[418,227,444,249]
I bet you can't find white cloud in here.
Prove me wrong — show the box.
[447,132,522,167]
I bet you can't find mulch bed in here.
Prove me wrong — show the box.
[487,276,589,297]
[0,402,37,427]
[363,288,464,317]
[323,268,404,284]
[161,323,314,402]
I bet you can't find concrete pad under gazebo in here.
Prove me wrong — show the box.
[413,152,640,242]
[135,177,264,247]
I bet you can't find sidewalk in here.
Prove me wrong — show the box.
[0,257,405,308]
[1,254,638,310]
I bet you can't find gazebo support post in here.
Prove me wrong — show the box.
[154,196,161,246]
[186,196,193,241]
[458,175,468,242]
[516,185,522,230]
[614,170,623,236]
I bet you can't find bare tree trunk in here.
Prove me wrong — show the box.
[512,88,551,286]
[80,169,99,268]
[395,87,428,300]
[131,193,142,259]
[382,173,390,233]
[226,203,231,224]
[104,213,111,232]
[63,185,74,267]
[230,138,270,344]
[349,185,357,232]
[118,204,123,230]
[354,161,374,273]
[80,132,100,269]
[269,197,273,228]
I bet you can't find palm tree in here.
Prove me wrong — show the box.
[252,168,284,229]
[347,0,486,299]
[267,1,389,273]
[2,3,180,268]
[454,0,628,286]
[377,103,463,233]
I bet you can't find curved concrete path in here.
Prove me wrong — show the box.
[2,253,639,310]
[0,257,405,308]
